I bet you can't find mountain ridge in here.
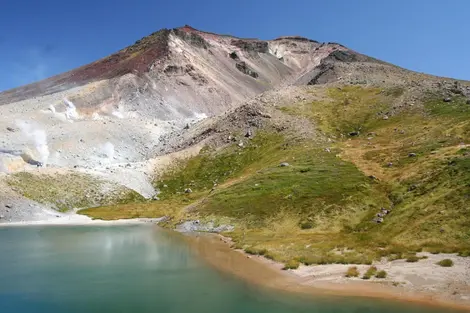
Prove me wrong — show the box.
[0,25,383,106]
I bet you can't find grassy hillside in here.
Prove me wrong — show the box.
[7,172,145,212]
[81,85,470,266]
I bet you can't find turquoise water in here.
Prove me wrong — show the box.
[0,225,463,313]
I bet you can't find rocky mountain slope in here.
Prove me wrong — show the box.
[2,25,470,266]
[0,26,382,172]
[0,25,397,221]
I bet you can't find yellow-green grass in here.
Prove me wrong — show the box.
[345,266,360,278]
[362,266,378,279]
[7,172,144,212]
[82,86,470,264]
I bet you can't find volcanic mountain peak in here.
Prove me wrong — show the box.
[0,25,408,181]
[0,25,367,106]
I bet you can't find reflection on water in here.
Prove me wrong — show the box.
[0,225,464,313]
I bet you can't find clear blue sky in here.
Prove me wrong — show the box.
[1,0,469,91]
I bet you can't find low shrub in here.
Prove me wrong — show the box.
[437,259,454,267]
[362,266,377,280]
[244,247,267,256]
[264,252,276,260]
[406,255,420,262]
[300,221,314,229]
[282,259,300,270]
[345,266,360,278]
[376,270,387,278]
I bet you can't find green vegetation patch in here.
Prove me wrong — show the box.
[345,266,360,278]
[156,131,388,227]
[7,172,144,212]
[405,254,427,262]
[436,259,454,267]
[425,94,470,120]
[282,259,300,270]
[376,270,387,278]
[362,266,378,279]
[281,86,396,136]
[155,132,285,198]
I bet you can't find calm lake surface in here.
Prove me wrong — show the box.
[0,225,463,313]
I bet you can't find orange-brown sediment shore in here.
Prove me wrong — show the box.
[183,233,470,312]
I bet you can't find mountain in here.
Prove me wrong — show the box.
[1,26,470,297]
[0,25,404,189]
[0,25,391,109]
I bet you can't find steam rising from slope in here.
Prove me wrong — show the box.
[63,98,80,120]
[44,99,79,122]
[101,142,115,159]
[15,120,50,165]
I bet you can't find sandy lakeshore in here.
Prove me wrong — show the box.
[184,233,470,312]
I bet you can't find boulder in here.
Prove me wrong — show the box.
[443,98,452,103]
[228,52,239,60]
[408,153,417,157]
[374,217,384,224]
[349,131,359,136]
[184,188,192,194]
[235,61,259,78]
[280,162,290,167]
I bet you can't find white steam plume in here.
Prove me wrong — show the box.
[111,111,124,119]
[92,112,102,120]
[194,112,208,120]
[15,120,50,165]
[101,142,115,159]
[64,98,80,120]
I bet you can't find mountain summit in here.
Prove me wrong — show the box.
[0,25,387,110]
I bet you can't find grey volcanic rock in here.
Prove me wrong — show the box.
[176,220,234,233]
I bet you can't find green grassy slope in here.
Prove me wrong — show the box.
[81,85,470,266]
[7,172,145,212]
